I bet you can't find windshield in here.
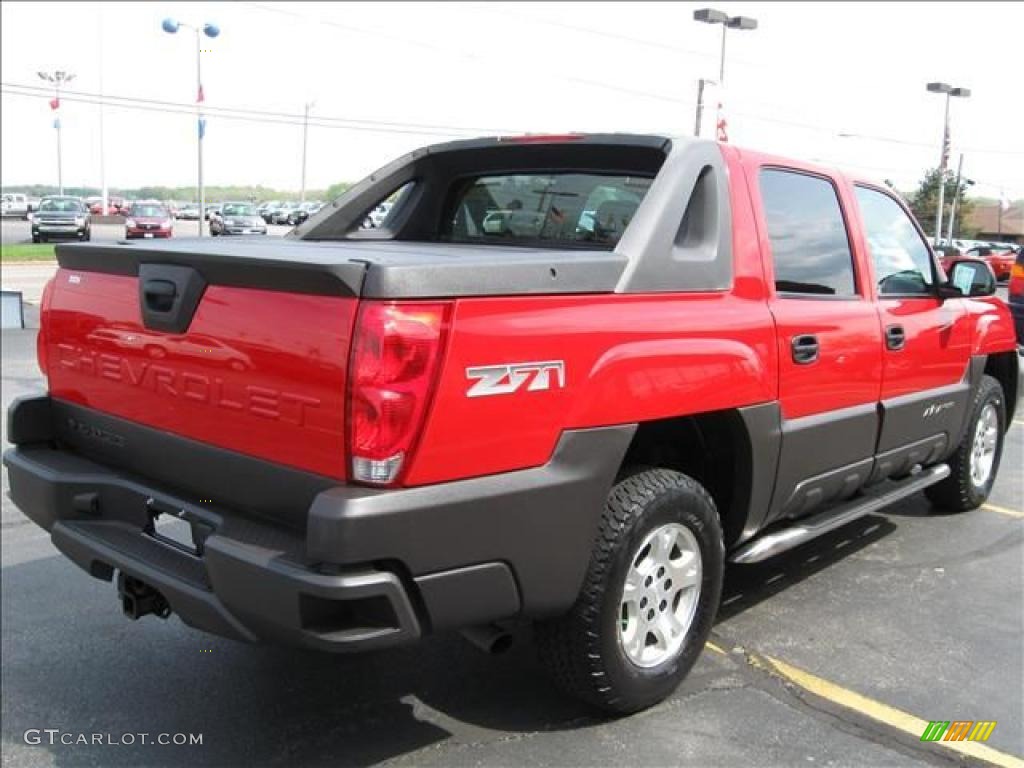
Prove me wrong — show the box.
[131,204,168,218]
[444,172,653,248]
[222,203,257,216]
[39,198,83,213]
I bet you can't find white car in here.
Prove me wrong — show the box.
[1,193,31,219]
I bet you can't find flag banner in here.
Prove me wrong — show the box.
[198,118,206,140]
[698,82,729,141]
[716,102,729,143]
[197,84,205,104]
[941,113,951,169]
[49,97,59,111]
[53,118,60,130]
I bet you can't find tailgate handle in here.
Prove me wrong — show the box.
[143,279,177,312]
[137,264,207,333]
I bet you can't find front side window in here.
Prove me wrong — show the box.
[759,169,857,296]
[855,186,934,296]
[444,173,653,248]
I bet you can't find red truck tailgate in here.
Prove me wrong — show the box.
[44,267,357,480]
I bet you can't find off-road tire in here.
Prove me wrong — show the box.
[926,374,1005,512]
[536,468,724,714]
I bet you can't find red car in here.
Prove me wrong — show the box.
[88,202,120,215]
[6,134,1018,714]
[124,202,173,239]
[966,246,1015,281]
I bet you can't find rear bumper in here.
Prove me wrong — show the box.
[4,396,633,650]
[4,443,422,651]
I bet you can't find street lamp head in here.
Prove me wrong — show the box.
[727,15,758,30]
[203,23,220,38]
[161,18,180,34]
[694,8,729,24]
[926,82,952,94]
[951,87,971,98]
[37,71,52,82]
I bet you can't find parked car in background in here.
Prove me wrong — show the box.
[270,202,300,225]
[176,203,200,220]
[1009,248,1024,347]
[287,201,321,226]
[257,201,279,222]
[209,201,267,236]
[125,201,173,239]
[368,201,393,228]
[30,196,90,242]
[934,244,963,275]
[966,245,1015,281]
[87,200,121,215]
[1,193,32,218]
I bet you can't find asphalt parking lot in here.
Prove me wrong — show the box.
[1,269,1021,767]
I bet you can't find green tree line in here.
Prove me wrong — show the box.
[2,182,352,203]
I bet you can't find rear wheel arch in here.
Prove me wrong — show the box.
[618,405,777,549]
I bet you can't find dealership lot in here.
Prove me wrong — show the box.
[1,217,293,247]
[1,286,1020,766]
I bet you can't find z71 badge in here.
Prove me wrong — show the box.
[465,361,566,398]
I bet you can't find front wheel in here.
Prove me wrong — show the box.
[536,468,724,714]
[926,375,1006,512]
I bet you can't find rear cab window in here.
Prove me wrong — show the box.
[444,173,653,249]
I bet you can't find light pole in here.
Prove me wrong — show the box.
[300,100,315,204]
[926,82,970,246]
[693,8,757,137]
[37,70,74,195]
[945,153,972,243]
[162,17,220,236]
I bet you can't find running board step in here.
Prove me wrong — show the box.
[729,464,950,565]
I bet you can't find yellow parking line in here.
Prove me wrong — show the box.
[754,653,1024,768]
[982,503,1024,519]
[705,640,727,655]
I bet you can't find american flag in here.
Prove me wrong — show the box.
[716,102,729,143]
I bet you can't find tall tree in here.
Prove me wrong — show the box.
[907,168,976,240]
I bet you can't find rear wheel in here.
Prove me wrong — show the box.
[536,468,723,714]
[926,375,1005,512]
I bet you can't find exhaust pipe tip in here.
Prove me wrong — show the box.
[461,624,514,655]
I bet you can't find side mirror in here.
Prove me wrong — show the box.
[946,258,996,298]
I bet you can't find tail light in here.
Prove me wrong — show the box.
[348,301,451,485]
[1009,262,1024,297]
[36,277,56,379]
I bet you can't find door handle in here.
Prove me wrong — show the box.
[791,334,819,365]
[885,324,906,351]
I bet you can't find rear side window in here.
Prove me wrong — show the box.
[444,173,653,248]
[855,186,934,296]
[759,169,857,296]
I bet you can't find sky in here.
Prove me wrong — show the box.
[2,1,1022,199]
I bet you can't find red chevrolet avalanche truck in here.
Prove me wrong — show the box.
[4,135,1018,713]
